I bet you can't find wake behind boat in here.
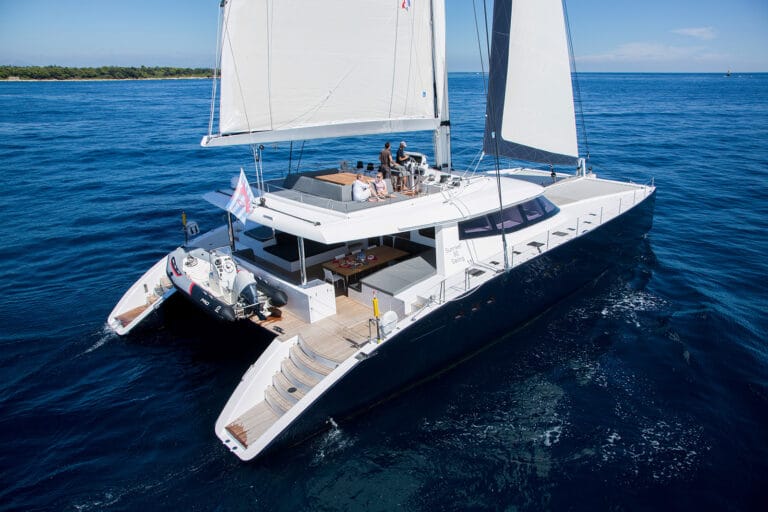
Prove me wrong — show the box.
[109,0,657,461]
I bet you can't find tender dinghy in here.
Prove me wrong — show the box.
[107,255,175,336]
[167,247,287,322]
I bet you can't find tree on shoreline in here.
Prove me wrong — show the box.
[0,66,214,80]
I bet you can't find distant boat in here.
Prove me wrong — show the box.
[726,69,732,77]
[108,0,656,462]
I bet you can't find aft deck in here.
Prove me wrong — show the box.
[226,295,376,448]
[253,294,375,348]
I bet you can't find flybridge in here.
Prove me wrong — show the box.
[201,168,545,246]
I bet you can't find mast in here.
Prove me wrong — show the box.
[430,0,451,170]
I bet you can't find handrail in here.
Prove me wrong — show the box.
[398,186,654,324]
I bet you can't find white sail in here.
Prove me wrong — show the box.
[484,0,578,165]
[204,0,446,147]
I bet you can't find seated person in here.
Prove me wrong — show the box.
[352,173,381,202]
[371,173,393,199]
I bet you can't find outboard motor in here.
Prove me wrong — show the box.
[232,271,288,320]
[233,270,262,318]
[255,276,288,307]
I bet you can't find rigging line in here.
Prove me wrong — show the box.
[288,141,293,175]
[387,3,401,118]
[250,144,264,197]
[296,141,305,173]
[265,0,274,132]
[563,0,590,161]
[483,0,510,271]
[223,3,254,139]
[471,0,488,94]
[208,1,225,137]
[428,0,439,120]
[276,68,355,128]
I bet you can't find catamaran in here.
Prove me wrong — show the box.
[108,0,656,461]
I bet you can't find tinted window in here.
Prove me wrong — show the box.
[460,215,494,237]
[538,197,558,215]
[521,199,545,222]
[490,205,524,231]
[458,196,560,240]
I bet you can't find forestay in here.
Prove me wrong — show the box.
[204,0,447,147]
[484,0,578,165]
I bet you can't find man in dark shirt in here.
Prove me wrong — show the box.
[378,141,394,178]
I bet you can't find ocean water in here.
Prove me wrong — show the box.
[0,73,766,511]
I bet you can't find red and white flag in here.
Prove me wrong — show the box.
[226,168,255,225]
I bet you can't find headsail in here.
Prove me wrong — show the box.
[204,0,447,148]
[484,0,578,165]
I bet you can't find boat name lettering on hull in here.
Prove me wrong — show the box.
[445,243,467,265]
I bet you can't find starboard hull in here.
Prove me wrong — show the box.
[246,189,656,458]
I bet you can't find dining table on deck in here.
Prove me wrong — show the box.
[321,245,409,287]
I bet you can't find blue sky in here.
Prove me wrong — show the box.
[1,0,766,72]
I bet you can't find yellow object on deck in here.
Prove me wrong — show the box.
[372,292,381,343]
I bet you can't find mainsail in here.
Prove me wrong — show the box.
[203,0,447,148]
[484,0,578,165]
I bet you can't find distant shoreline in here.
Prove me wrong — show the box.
[3,76,211,82]
[0,65,214,81]
[2,65,764,82]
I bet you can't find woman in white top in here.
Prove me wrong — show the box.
[352,174,380,202]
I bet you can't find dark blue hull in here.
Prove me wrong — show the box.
[264,192,656,457]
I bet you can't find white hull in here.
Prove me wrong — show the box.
[107,256,174,336]
[213,171,656,460]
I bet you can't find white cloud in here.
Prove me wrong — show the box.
[577,41,731,71]
[671,27,716,40]
[581,42,700,63]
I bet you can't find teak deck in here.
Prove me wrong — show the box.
[254,295,374,351]
[230,295,377,447]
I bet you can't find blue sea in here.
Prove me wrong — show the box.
[1,73,766,511]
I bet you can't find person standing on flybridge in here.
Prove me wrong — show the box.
[392,140,409,191]
[378,141,394,179]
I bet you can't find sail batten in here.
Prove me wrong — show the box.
[213,0,445,145]
[484,0,578,165]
